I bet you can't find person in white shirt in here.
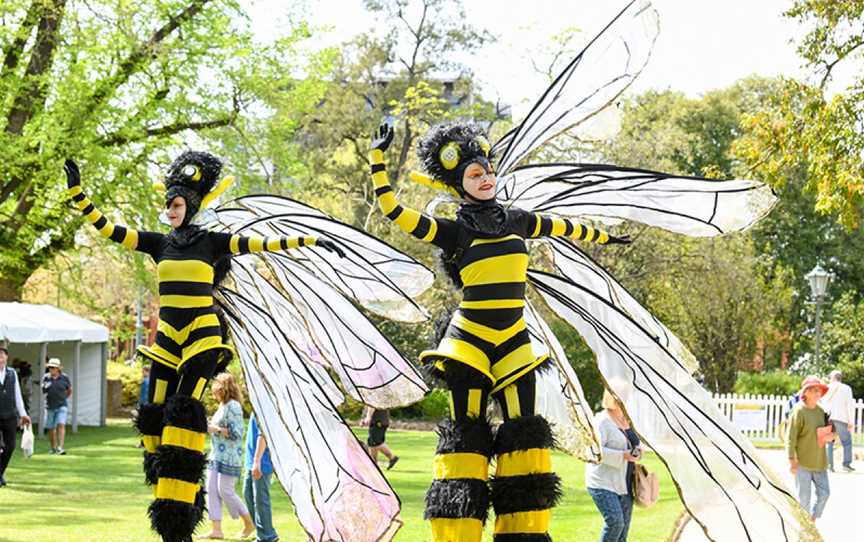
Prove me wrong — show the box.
[822,370,856,472]
[0,344,31,487]
[586,389,643,542]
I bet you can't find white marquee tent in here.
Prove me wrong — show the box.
[0,302,109,433]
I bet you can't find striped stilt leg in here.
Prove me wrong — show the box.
[136,360,177,486]
[491,370,561,542]
[149,353,218,542]
[149,393,208,542]
[426,362,494,542]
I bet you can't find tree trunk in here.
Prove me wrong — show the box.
[0,276,24,302]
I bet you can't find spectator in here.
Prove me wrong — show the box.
[361,406,399,470]
[0,344,31,487]
[244,413,278,542]
[586,389,642,542]
[203,373,254,540]
[41,358,72,455]
[787,375,831,521]
[137,364,150,410]
[822,370,856,472]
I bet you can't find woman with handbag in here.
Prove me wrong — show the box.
[586,389,643,542]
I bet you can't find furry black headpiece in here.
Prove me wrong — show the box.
[417,123,493,197]
[163,150,222,224]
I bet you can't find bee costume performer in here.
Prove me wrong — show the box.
[372,121,629,541]
[370,2,821,541]
[65,150,431,541]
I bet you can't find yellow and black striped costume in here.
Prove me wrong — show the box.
[68,180,317,540]
[370,148,611,542]
[370,148,611,392]
[68,182,317,374]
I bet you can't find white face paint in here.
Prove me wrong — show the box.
[165,196,187,229]
[461,162,497,201]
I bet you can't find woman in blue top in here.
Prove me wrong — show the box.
[203,373,253,540]
[585,389,643,542]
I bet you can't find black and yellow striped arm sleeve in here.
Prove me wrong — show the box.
[66,185,140,250]
[226,235,316,255]
[369,149,439,243]
[528,214,610,244]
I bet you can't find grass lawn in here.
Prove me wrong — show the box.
[2,420,683,541]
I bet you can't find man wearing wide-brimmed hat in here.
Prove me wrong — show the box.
[41,357,72,455]
[786,375,831,520]
[0,343,31,487]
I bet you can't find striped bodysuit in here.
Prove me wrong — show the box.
[67,184,317,374]
[369,149,612,392]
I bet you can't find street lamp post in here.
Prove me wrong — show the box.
[806,264,831,369]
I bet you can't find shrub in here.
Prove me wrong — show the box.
[417,389,450,419]
[107,361,144,407]
[734,371,800,397]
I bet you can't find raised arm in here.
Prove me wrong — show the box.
[64,160,158,253]
[369,123,445,244]
[526,213,631,245]
[211,232,344,257]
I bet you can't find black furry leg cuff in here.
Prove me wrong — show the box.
[154,445,208,485]
[163,395,207,433]
[425,478,490,522]
[494,415,555,455]
[148,490,206,542]
[143,452,159,486]
[490,472,562,514]
[436,418,494,456]
[135,403,165,436]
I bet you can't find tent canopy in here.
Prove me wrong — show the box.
[0,302,109,344]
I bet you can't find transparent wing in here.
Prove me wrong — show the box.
[494,0,659,175]
[523,300,601,462]
[547,237,698,373]
[253,254,428,408]
[499,163,778,237]
[211,194,434,323]
[217,263,403,542]
[527,247,821,542]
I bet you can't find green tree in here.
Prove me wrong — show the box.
[596,80,793,391]
[735,1,864,228]
[257,0,503,360]
[0,0,315,300]
[818,292,864,398]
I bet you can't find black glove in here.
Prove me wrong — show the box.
[606,234,632,245]
[64,159,80,188]
[316,238,345,258]
[371,122,395,153]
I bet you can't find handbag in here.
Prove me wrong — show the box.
[632,464,659,508]
[816,413,834,448]
[20,423,34,458]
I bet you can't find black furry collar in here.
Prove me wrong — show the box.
[167,225,207,248]
[456,200,507,237]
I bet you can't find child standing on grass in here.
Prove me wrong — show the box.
[787,375,831,521]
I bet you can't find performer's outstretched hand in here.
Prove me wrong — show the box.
[317,238,346,258]
[371,122,395,153]
[606,234,632,245]
[64,159,80,188]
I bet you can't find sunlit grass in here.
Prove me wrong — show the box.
[3,420,683,541]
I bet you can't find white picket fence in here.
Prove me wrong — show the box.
[713,393,864,444]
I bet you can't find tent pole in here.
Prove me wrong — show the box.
[100,342,107,426]
[72,341,80,433]
[38,342,47,437]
